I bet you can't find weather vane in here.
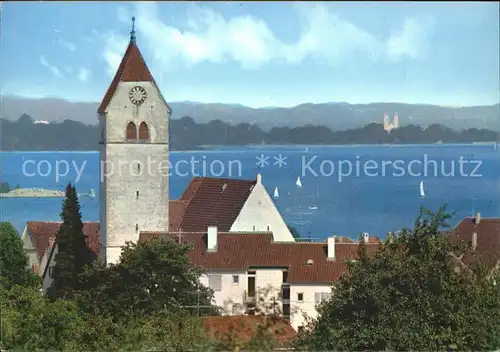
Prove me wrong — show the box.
[130,16,136,43]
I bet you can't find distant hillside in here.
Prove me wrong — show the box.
[2,95,499,132]
[1,114,498,151]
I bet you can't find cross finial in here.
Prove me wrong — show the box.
[130,16,136,43]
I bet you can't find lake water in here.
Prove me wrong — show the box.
[1,144,499,240]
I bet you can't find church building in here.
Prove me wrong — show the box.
[23,17,295,271]
[97,17,170,264]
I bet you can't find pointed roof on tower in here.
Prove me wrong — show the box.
[98,17,169,114]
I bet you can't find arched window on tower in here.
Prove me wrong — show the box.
[138,122,150,141]
[126,122,137,140]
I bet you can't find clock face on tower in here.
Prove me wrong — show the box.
[129,86,147,106]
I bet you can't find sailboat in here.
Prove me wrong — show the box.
[296,176,302,188]
[420,181,425,198]
[273,186,279,199]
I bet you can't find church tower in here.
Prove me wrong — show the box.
[98,17,170,264]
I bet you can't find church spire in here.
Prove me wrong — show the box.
[130,16,136,43]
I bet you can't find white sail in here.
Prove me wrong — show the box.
[273,187,279,199]
[296,176,302,188]
[420,181,425,198]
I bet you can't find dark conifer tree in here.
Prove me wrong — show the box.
[48,183,89,300]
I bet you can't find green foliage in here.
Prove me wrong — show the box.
[77,237,218,320]
[112,311,216,351]
[0,182,11,193]
[241,316,280,351]
[1,284,85,351]
[48,183,90,301]
[0,222,39,290]
[295,206,500,351]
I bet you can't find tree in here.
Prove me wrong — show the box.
[0,222,39,290]
[113,310,216,351]
[295,206,500,351]
[0,284,85,351]
[48,183,90,300]
[77,236,218,320]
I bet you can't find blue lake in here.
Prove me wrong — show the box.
[1,144,499,240]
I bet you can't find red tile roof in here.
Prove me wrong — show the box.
[139,231,381,283]
[177,177,256,232]
[447,217,500,270]
[202,315,297,344]
[169,200,187,231]
[26,199,185,259]
[97,39,167,114]
[26,221,100,261]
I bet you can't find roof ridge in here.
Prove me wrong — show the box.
[450,216,500,231]
[28,221,98,224]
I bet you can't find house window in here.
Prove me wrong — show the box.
[135,224,139,231]
[282,270,288,283]
[314,292,330,305]
[232,275,239,284]
[297,293,304,302]
[49,266,54,277]
[136,190,139,199]
[209,274,222,291]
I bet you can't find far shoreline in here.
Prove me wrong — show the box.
[0,141,497,153]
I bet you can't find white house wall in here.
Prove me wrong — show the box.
[21,226,38,269]
[200,271,247,314]
[199,268,331,331]
[230,182,294,242]
[42,245,58,293]
[289,284,332,330]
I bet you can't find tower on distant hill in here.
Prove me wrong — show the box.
[98,17,170,264]
[393,112,399,129]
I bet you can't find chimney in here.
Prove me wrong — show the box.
[327,236,336,260]
[474,212,481,225]
[387,232,394,244]
[256,173,262,184]
[472,232,477,250]
[207,226,217,251]
[362,232,369,243]
[48,236,55,248]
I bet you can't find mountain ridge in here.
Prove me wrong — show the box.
[1,114,498,151]
[2,95,498,132]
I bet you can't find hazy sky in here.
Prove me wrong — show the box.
[2,1,499,107]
